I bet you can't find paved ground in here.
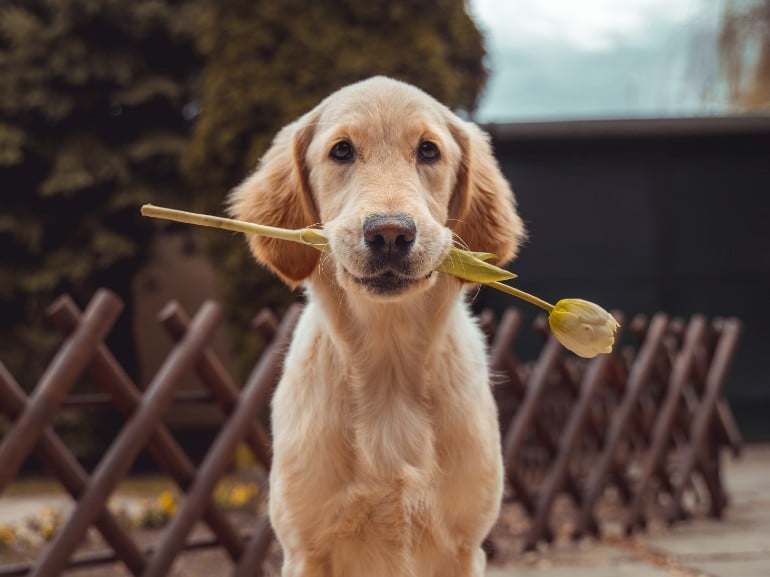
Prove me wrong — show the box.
[1,445,767,576]
[488,444,770,577]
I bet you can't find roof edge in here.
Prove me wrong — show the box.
[482,115,770,141]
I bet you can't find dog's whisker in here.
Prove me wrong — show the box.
[450,232,471,252]
[317,251,336,283]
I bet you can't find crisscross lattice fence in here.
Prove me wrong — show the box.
[0,288,741,575]
[482,307,742,550]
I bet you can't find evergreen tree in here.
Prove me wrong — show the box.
[0,0,200,385]
[185,0,488,374]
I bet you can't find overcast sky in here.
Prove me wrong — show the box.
[469,0,730,121]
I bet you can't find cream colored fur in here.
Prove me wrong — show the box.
[229,76,525,577]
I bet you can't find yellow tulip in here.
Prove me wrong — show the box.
[547,299,620,358]
[141,204,619,356]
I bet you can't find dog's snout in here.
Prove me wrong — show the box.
[363,214,416,259]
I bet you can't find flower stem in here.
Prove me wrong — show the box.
[141,204,312,245]
[485,281,554,313]
[142,204,556,314]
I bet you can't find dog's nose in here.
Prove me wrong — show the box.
[363,214,416,260]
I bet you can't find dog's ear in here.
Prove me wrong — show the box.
[448,119,526,267]
[228,115,321,287]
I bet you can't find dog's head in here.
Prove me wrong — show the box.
[229,76,525,300]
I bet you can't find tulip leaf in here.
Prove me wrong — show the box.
[435,247,517,283]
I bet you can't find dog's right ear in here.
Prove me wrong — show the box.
[228,114,321,287]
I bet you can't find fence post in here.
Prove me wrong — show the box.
[139,304,302,577]
[574,313,669,538]
[501,335,562,513]
[159,302,275,470]
[0,289,123,494]
[525,316,623,548]
[624,315,707,533]
[0,363,146,575]
[47,296,246,562]
[30,301,222,577]
[231,518,275,577]
[669,318,742,521]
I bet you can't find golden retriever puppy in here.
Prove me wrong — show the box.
[229,76,524,577]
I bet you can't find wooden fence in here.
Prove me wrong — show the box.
[0,288,742,575]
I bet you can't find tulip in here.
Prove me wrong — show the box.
[546,299,620,358]
[485,277,620,357]
[141,204,620,357]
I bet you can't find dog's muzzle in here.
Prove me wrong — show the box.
[363,214,416,267]
[344,213,432,296]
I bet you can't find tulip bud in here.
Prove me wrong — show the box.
[548,298,620,358]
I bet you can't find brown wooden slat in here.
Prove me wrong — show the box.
[139,304,302,577]
[0,363,146,575]
[669,318,741,521]
[61,390,214,409]
[623,315,708,534]
[0,289,123,493]
[231,518,275,577]
[30,301,223,577]
[47,296,246,563]
[525,333,620,548]
[501,335,563,512]
[575,313,669,537]
[159,301,275,471]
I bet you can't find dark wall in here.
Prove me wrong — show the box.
[478,117,770,439]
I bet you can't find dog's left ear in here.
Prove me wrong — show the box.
[228,113,321,287]
[448,118,526,267]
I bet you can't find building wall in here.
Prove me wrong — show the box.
[479,117,770,439]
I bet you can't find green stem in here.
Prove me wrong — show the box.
[485,281,554,313]
[141,204,315,245]
[142,204,556,313]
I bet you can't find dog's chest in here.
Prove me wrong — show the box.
[348,362,435,472]
[314,367,495,558]
[270,302,502,567]
[326,390,446,551]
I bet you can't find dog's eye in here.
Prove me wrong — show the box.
[330,140,355,163]
[418,141,440,163]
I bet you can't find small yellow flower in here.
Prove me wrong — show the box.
[26,507,62,541]
[214,480,259,510]
[0,524,17,549]
[157,490,178,516]
[547,299,620,358]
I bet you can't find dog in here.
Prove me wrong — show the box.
[229,76,525,577]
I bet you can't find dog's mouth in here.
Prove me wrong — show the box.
[346,269,433,296]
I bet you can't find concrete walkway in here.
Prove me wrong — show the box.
[1,447,767,576]
[488,444,770,577]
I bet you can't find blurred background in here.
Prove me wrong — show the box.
[0,0,768,465]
